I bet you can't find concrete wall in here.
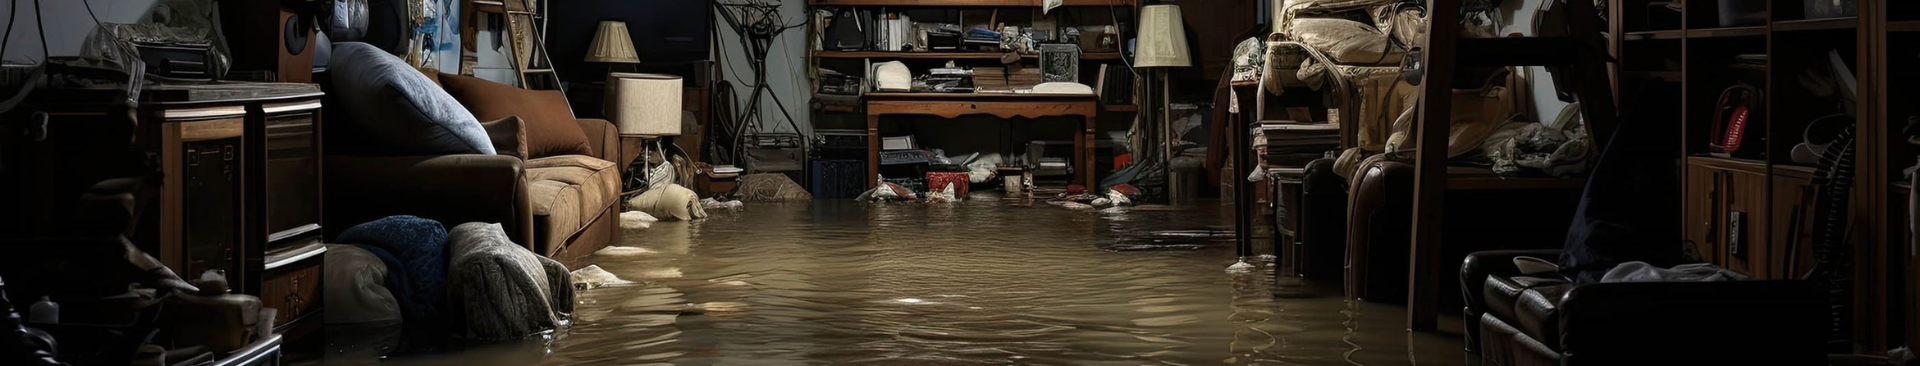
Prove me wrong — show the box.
[0,0,159,64]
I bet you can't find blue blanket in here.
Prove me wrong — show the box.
[338,215,450,336]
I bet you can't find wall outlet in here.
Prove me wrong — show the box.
[1727,211,1745,257]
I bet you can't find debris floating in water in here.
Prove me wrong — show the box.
[595,246,656,257]
[619,211,657,229]
[1226,260,1257,274]
[570,265,636,289]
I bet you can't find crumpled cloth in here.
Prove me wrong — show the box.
[1600,261,1749,283]
[446,222,573,340]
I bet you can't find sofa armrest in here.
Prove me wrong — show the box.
[323,154,535,249]
[1558,280,1827,366]
[1460,250,1565,315]
[575,118,620,165]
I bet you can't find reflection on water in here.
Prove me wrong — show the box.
[329,197,1464,365]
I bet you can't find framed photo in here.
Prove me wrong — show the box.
[1039,44,1080,83]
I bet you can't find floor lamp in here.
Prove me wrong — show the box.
[1134,3,1191,204]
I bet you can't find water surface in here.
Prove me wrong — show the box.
[338,197,1465,365]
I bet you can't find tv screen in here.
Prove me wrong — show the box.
[548,0,712,83]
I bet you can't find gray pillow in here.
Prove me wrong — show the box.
[327,42,495,155]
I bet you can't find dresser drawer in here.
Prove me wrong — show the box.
[260,256,322,327]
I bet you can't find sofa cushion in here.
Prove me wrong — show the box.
[438,73,592,159]
[479,116,529,160]
[523,155,618,254]
[326,42,494,155]
[1515,283,1570,351]
[1482,275,1569,330]
[526,180,581,255]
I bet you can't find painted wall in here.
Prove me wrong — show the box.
[0,0,159,64]
[1501,0,1574,126]
[710,1,813,137]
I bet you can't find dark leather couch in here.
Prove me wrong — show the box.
[1461,250,1829,366]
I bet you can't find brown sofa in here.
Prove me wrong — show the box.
[321,73,620,269]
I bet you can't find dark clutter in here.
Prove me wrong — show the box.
[1,0,1917,365]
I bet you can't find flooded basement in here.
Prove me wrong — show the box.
[326,197,1466,365]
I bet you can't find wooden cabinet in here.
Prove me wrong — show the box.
[136,83,328,342]
[1684,158,1767,276]
[1771,173,1820,280]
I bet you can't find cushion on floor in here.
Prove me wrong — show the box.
[626,184,707,221]
[335,215,449,328]
[446,222,574,340]
[322,244,401,325]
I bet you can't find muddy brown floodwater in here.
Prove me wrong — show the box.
[325,197,1466,365]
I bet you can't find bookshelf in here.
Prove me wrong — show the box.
[1612,0,1913,353]
[804,0,1143,186]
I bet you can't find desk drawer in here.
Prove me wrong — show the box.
[260,256,322,326]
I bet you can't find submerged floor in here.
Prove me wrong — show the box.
[342,197,1466,365]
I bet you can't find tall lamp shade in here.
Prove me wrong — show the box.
[586,21,640,64]
[606,73,683,136]
[1133,4,1192,68]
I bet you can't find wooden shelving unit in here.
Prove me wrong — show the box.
[808,0,1133,6]
[805,0,1139,187]
[1613,0,1913,354]
[814,51,1124,60]
[1685,25,1768,38]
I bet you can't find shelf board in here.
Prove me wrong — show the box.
[1687,26,1768,38]
[808,0,1133,6]
[815,51,1122,61]
[1893,21,1920,33]
[1624,30,1684,40]
[1774,163,1818,179]
[1443,166,1585,190]
[1687,155,1769,174]
[1772,17,1858,32]
[1622,71,1682,82]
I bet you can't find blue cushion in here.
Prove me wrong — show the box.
[327,42,495,155]
[337,215,451,334]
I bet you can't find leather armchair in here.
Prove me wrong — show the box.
[1461,250,1829,366]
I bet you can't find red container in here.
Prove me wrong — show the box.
[925,172,971,197]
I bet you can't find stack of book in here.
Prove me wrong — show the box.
[874,12,914,52]
[973,66,1042,92]
[1252,121,1339,166]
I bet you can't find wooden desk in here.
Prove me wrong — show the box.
[863,92,1099,188]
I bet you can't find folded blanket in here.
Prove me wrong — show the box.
[337,215,449,336]
[446,222,575,340]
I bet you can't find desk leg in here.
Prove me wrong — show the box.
[868,113,881,188]
[1081,112,1096,189]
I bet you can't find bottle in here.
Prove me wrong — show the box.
[27,296,57,325]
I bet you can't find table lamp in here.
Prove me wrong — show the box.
[586,21,640,72]
[607,72,683,191]
[1134,3,1191,204]
[606,73,683,136]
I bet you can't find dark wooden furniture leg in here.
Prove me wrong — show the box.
[1408,0,1463,331]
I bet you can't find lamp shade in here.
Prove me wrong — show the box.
[606,73,683,136]
[586,21,640,63]
[1134,4,1192,68]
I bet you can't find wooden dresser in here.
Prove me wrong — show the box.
[135,82,328,341]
